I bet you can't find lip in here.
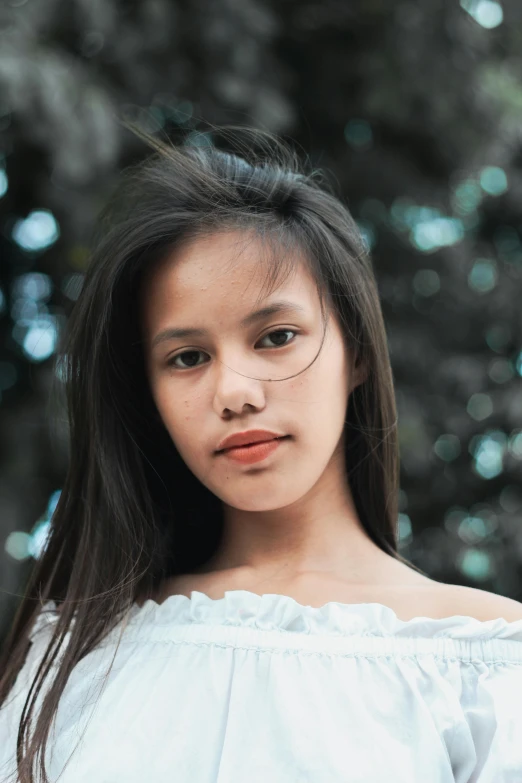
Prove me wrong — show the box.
[215,429,287,453]
[218,437,288,465]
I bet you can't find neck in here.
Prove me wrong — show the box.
[200,456,392,584]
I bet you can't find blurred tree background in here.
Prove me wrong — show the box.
[1,0,522,635]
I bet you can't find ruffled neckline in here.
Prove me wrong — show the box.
[32,589,522,642]
[127,589,522,640]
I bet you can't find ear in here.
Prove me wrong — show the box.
[350,357,368,391]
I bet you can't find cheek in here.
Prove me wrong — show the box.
[153,382,199,437]
[287,349,347,403]
[285,351,348,431]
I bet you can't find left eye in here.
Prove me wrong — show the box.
[257,329,296,348]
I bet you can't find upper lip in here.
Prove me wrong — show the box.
[216,429,286,452]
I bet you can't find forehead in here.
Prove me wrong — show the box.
[140,229,320,326]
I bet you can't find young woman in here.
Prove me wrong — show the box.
[1,128,521,783]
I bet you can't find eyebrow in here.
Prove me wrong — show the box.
[151,300,307,348]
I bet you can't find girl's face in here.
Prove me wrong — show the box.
[141,230,363,512]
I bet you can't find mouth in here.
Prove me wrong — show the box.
[217,435,290,454]
[217,435,291,464]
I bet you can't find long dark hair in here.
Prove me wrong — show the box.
[0,126,427,782]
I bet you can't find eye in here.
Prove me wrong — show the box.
[166,329,297,370]
[257,329,297,349]
[167,350,209,370]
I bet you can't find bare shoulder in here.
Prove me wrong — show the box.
[436,583,522,622]
[150,571,230,604]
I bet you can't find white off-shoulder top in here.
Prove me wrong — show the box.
[1,590,522,783]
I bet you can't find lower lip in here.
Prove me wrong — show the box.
[219,437,288,464]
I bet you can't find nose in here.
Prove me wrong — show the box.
[212,357,266,417]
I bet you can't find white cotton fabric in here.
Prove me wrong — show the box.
[1,589,522,783]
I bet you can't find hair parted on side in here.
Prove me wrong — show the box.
[0,123,427,783]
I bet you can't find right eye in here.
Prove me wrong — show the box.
[167,350,210,369]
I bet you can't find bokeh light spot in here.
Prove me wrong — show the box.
[460,0,504,29]
[485,323,511,352]
[479,166,508,195]
[5,531,32,561]
[410,216,464,252]
[12,210,60,252]
[12,272,53,301]
[397,513,413,544]
[11,297,40,323]
[434,434,461,462]
[22,316,58,362]
[458,516,488,543]
[451,179,482,214]
[468,258,497,293]
[469,431,506,478]
[467,393,493,421]
[458,548,495,582]
[344,119,373,149]
[488,357,513,384]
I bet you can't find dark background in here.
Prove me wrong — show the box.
[1,0,522,636]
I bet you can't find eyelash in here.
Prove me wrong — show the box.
[166,329,298,370]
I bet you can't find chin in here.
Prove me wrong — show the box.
[220,485,305,513]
